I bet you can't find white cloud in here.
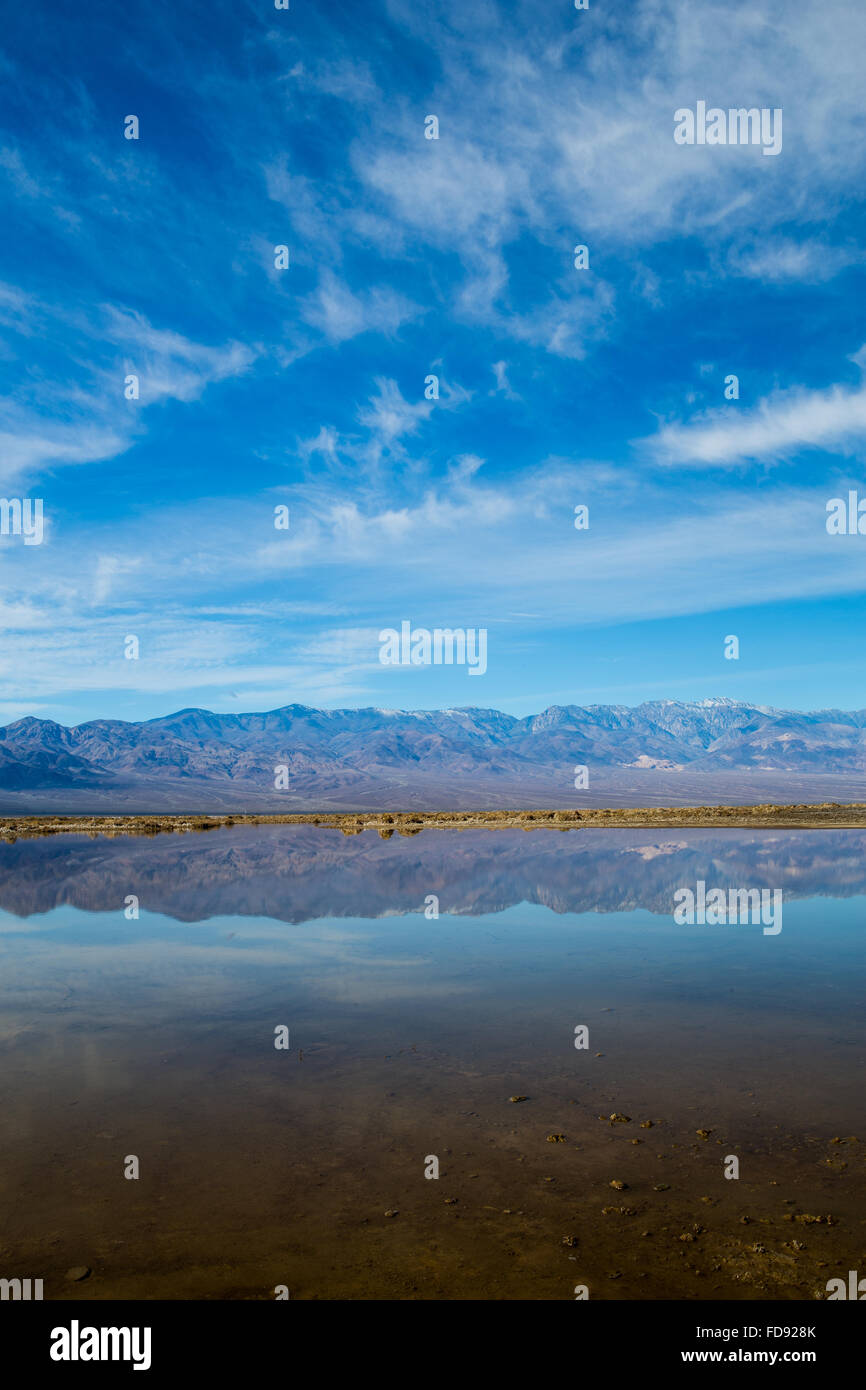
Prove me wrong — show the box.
[336,0,866,336]
[645,365,866,467]
[490,361,518,399]
[101,306,256,404]
[0,424,129,486]
[727,239,861,283]
[0,292,258,488]
[301,270,421,345]
[356,376,432,444]
[0,439,864,712]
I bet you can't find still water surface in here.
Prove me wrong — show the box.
[0,826,862,1300]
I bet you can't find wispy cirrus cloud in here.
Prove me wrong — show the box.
[726,238,862,283]
[0,290,258,487]
[100,306,256,404]
[300,271,422,346]
[644,354,866,467]
[1,0,865,721]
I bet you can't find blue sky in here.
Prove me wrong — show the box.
[1,0,865,725]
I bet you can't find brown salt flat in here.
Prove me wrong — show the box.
[4,801,866,841]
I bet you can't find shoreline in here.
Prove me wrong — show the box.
[3,801,866,840]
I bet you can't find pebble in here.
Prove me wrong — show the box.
[66,1267,91,1282]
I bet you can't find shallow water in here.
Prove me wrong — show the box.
[0,826,863,1300]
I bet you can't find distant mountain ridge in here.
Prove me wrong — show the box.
[1,697,865,813]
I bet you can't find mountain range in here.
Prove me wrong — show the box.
[1,697,865,812]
